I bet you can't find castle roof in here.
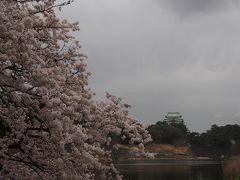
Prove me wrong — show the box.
[165,112,182,117]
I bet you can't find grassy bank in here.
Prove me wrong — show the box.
[224,155,240,180]
[114,144,197,161]
[145,143,191,156]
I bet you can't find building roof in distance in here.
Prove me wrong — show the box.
[165,112,182,117]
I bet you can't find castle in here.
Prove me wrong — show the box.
[164,112,184,124]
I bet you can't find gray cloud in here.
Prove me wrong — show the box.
[155,0,240,18]
[59,0,240,132]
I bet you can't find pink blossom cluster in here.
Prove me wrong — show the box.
[0,0,151,179]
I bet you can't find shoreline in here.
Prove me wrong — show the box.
[116,156,219,162]
[125,156,213,161]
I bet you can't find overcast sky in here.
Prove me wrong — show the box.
[60,0,240,132]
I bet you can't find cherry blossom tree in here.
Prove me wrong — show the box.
[0,0,151,179]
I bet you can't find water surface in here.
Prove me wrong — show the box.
[116,160,224,180]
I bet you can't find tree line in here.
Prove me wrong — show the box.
[147,121,240,155]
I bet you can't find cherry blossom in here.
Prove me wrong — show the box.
[0,0,151,179]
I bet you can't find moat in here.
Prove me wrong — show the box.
[116,160,224,180]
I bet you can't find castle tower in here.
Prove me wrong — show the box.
[164,112,184,124]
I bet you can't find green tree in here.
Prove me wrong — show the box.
[148,121,188,144]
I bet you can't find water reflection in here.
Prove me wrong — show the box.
[115,160,223,180]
